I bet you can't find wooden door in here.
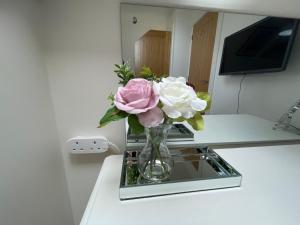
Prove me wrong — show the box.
[135,30,171,76]
[188,12,218,92]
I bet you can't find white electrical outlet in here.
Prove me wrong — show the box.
[66,136,109,154]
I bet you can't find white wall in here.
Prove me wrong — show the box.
[40,1,300,225]
[43,0,125,224]
[0,1,299,225]
[210,13,300,126]
[0,1,73,225]
[170,9,206,78]
[121,4,173,68]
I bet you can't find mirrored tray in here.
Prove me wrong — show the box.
[120,147,242,200]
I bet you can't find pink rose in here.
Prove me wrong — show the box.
[114,78,159,114]
[138,107,164,128]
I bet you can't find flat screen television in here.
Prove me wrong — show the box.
[219,17,299,75]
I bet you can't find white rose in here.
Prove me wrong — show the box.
[154,77,207,119]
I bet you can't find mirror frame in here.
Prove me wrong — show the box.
[121,0,300,19]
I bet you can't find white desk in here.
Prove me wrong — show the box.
[126,114,300,149]
[80,144,300,225]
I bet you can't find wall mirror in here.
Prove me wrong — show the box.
[120,3,300,147]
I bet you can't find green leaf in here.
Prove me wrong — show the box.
[107,93,115,105]
[197,92,212,111]
[157,101,164,109]
[128,114,144,134]
[140,66,153,78]
[139,66,161,82]
[98,106,128,128]
[114,63,135,86]
[126,164,139,185]
[173,117,185,122]
[187,112,204,131]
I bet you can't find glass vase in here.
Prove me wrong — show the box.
[138,124,174,182]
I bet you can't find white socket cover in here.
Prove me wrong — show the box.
[66,136,109,154]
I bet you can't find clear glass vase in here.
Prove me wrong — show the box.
[138,124,174,182]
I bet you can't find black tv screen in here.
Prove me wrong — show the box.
[219,17,299,75]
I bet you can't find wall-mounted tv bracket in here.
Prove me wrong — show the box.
[273,99,300,134]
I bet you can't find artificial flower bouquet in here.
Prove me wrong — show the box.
[99,63,211,181]
[98,63,211,133]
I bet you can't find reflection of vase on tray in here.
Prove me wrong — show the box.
[98,63,210,183]
[138,124,173,181]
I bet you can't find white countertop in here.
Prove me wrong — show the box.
[126,114,300,149]
[80,144,300,225]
